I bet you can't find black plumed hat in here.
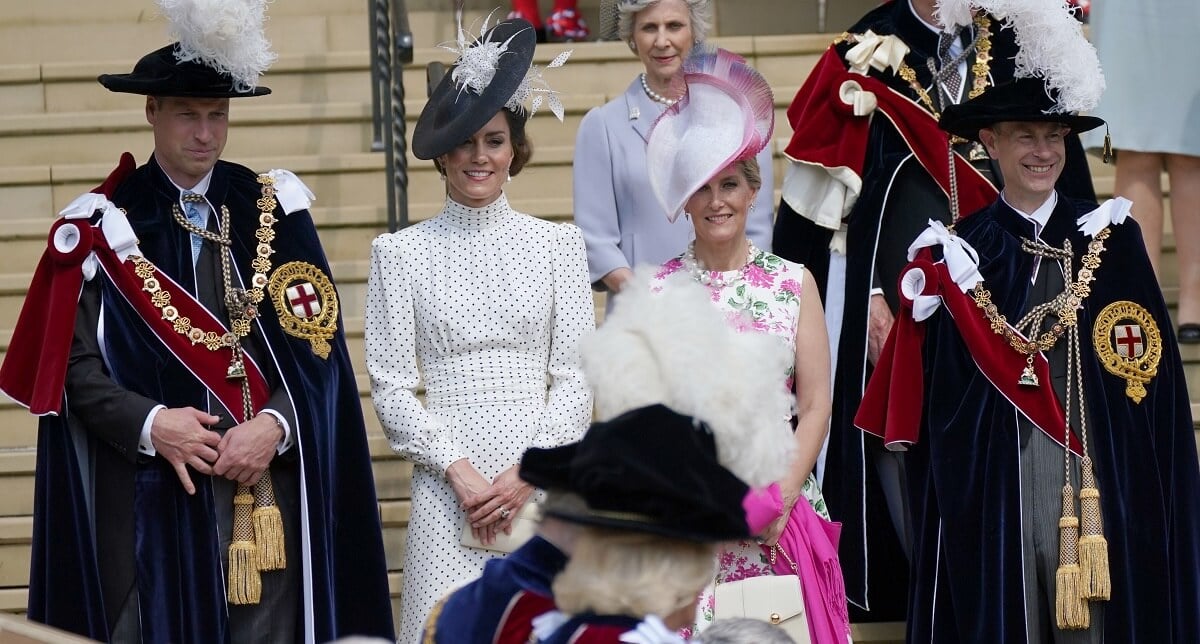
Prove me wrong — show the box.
[519,404,754,542]
[939,77,1103,142]
[412,19,537,160]
[98,44,272,98]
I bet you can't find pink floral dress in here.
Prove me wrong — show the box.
[650,249,830,633]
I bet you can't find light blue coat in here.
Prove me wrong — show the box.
[572,77,775,288]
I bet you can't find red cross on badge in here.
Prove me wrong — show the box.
[286,282,322,319]
[1114,323,1145,359]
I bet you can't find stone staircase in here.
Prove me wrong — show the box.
[0,1,1194,641]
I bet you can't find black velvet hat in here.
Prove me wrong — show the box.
[411,18,537,160]
[939,76,1104,142]
[98,44,272,98]
[519,404,754,542]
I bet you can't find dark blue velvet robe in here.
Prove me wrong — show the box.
[904,195,1200,642]
[27,156,394,642]
[539,614,641,644]
[770,1,1097,620]
[428,535,566,643]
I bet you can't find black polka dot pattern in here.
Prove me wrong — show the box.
[364,194,594,643]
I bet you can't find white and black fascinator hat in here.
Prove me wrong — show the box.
[413,16,571,160]
[99,0,276,98]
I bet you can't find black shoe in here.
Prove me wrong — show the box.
[1179,323,1200,344]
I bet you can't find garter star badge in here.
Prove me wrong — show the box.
[1092,301,1161,403]
[268,261,339,359]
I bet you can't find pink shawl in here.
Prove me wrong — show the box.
[743,485,851,643]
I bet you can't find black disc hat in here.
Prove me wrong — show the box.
[939,76,1104,142]
[412,18,538,160]
[98,44,272,98]
[519,404,755,542]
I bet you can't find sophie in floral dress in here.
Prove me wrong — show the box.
[650,248,830,633]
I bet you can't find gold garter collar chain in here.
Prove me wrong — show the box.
[897,13,993,122]
[970,228,1110,386]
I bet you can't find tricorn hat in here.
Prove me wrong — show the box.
[519,404,757,542]
[98,0,275,97]
[939,77,1104,142]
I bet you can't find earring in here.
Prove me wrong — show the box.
[506,173,512,183]
[749,203,756,212]
[683,211,691,221]
[438,173,445,182]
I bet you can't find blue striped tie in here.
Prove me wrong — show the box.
[182,191,206,265]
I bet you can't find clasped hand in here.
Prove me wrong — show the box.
[150,407,283,494]
[446,461,533,546]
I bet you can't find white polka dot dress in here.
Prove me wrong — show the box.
[365,193,594,643]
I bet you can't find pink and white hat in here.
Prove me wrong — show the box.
[646,46,775,222]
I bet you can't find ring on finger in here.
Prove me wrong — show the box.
[499,507,511,520]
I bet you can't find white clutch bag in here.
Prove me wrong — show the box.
[458,502,541,553]
[713,547,810,643]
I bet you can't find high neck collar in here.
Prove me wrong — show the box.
[438,193,515,230]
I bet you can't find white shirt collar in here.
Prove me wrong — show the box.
[909,0,942,33]
[1002,191,1057,233]
[158,159,214,200]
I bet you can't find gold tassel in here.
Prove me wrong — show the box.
[1101,125,1113,164]
[251,472,287,571]
[227,541,262,605]
[1055,487,1089,630]
[252,505,287,571]
[1077,461,1110,600]
[228,491,261,605]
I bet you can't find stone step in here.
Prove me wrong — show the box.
[0,14,368,65]
[0,0,368,25]
[0,97,597,166]
[2,35,829,113]
[0,0,885,47]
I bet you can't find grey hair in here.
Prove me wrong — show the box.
[617,0,713,46]
[692,618,798,644]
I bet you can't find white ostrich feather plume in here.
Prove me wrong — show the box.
[157,0,276,93]
[440,11,571,121]
[581,271,794,488]
[935,0,1103,113]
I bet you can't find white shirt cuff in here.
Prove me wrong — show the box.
[869,287,886,297]
[259,409,293,454]
[139,405,166,456]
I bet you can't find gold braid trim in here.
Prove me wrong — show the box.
[896,13,993,121]
[134,184,280,351]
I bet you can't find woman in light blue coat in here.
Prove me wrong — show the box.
[573,0,773,295]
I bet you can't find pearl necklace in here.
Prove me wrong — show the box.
[640,73,678,106]
[682,240,759,288]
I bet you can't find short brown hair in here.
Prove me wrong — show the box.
[504,108,534,176]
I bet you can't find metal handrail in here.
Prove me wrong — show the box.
[368,0,414,232]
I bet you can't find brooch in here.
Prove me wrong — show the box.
[1092,300,1161,403]
[268,261,339,359]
